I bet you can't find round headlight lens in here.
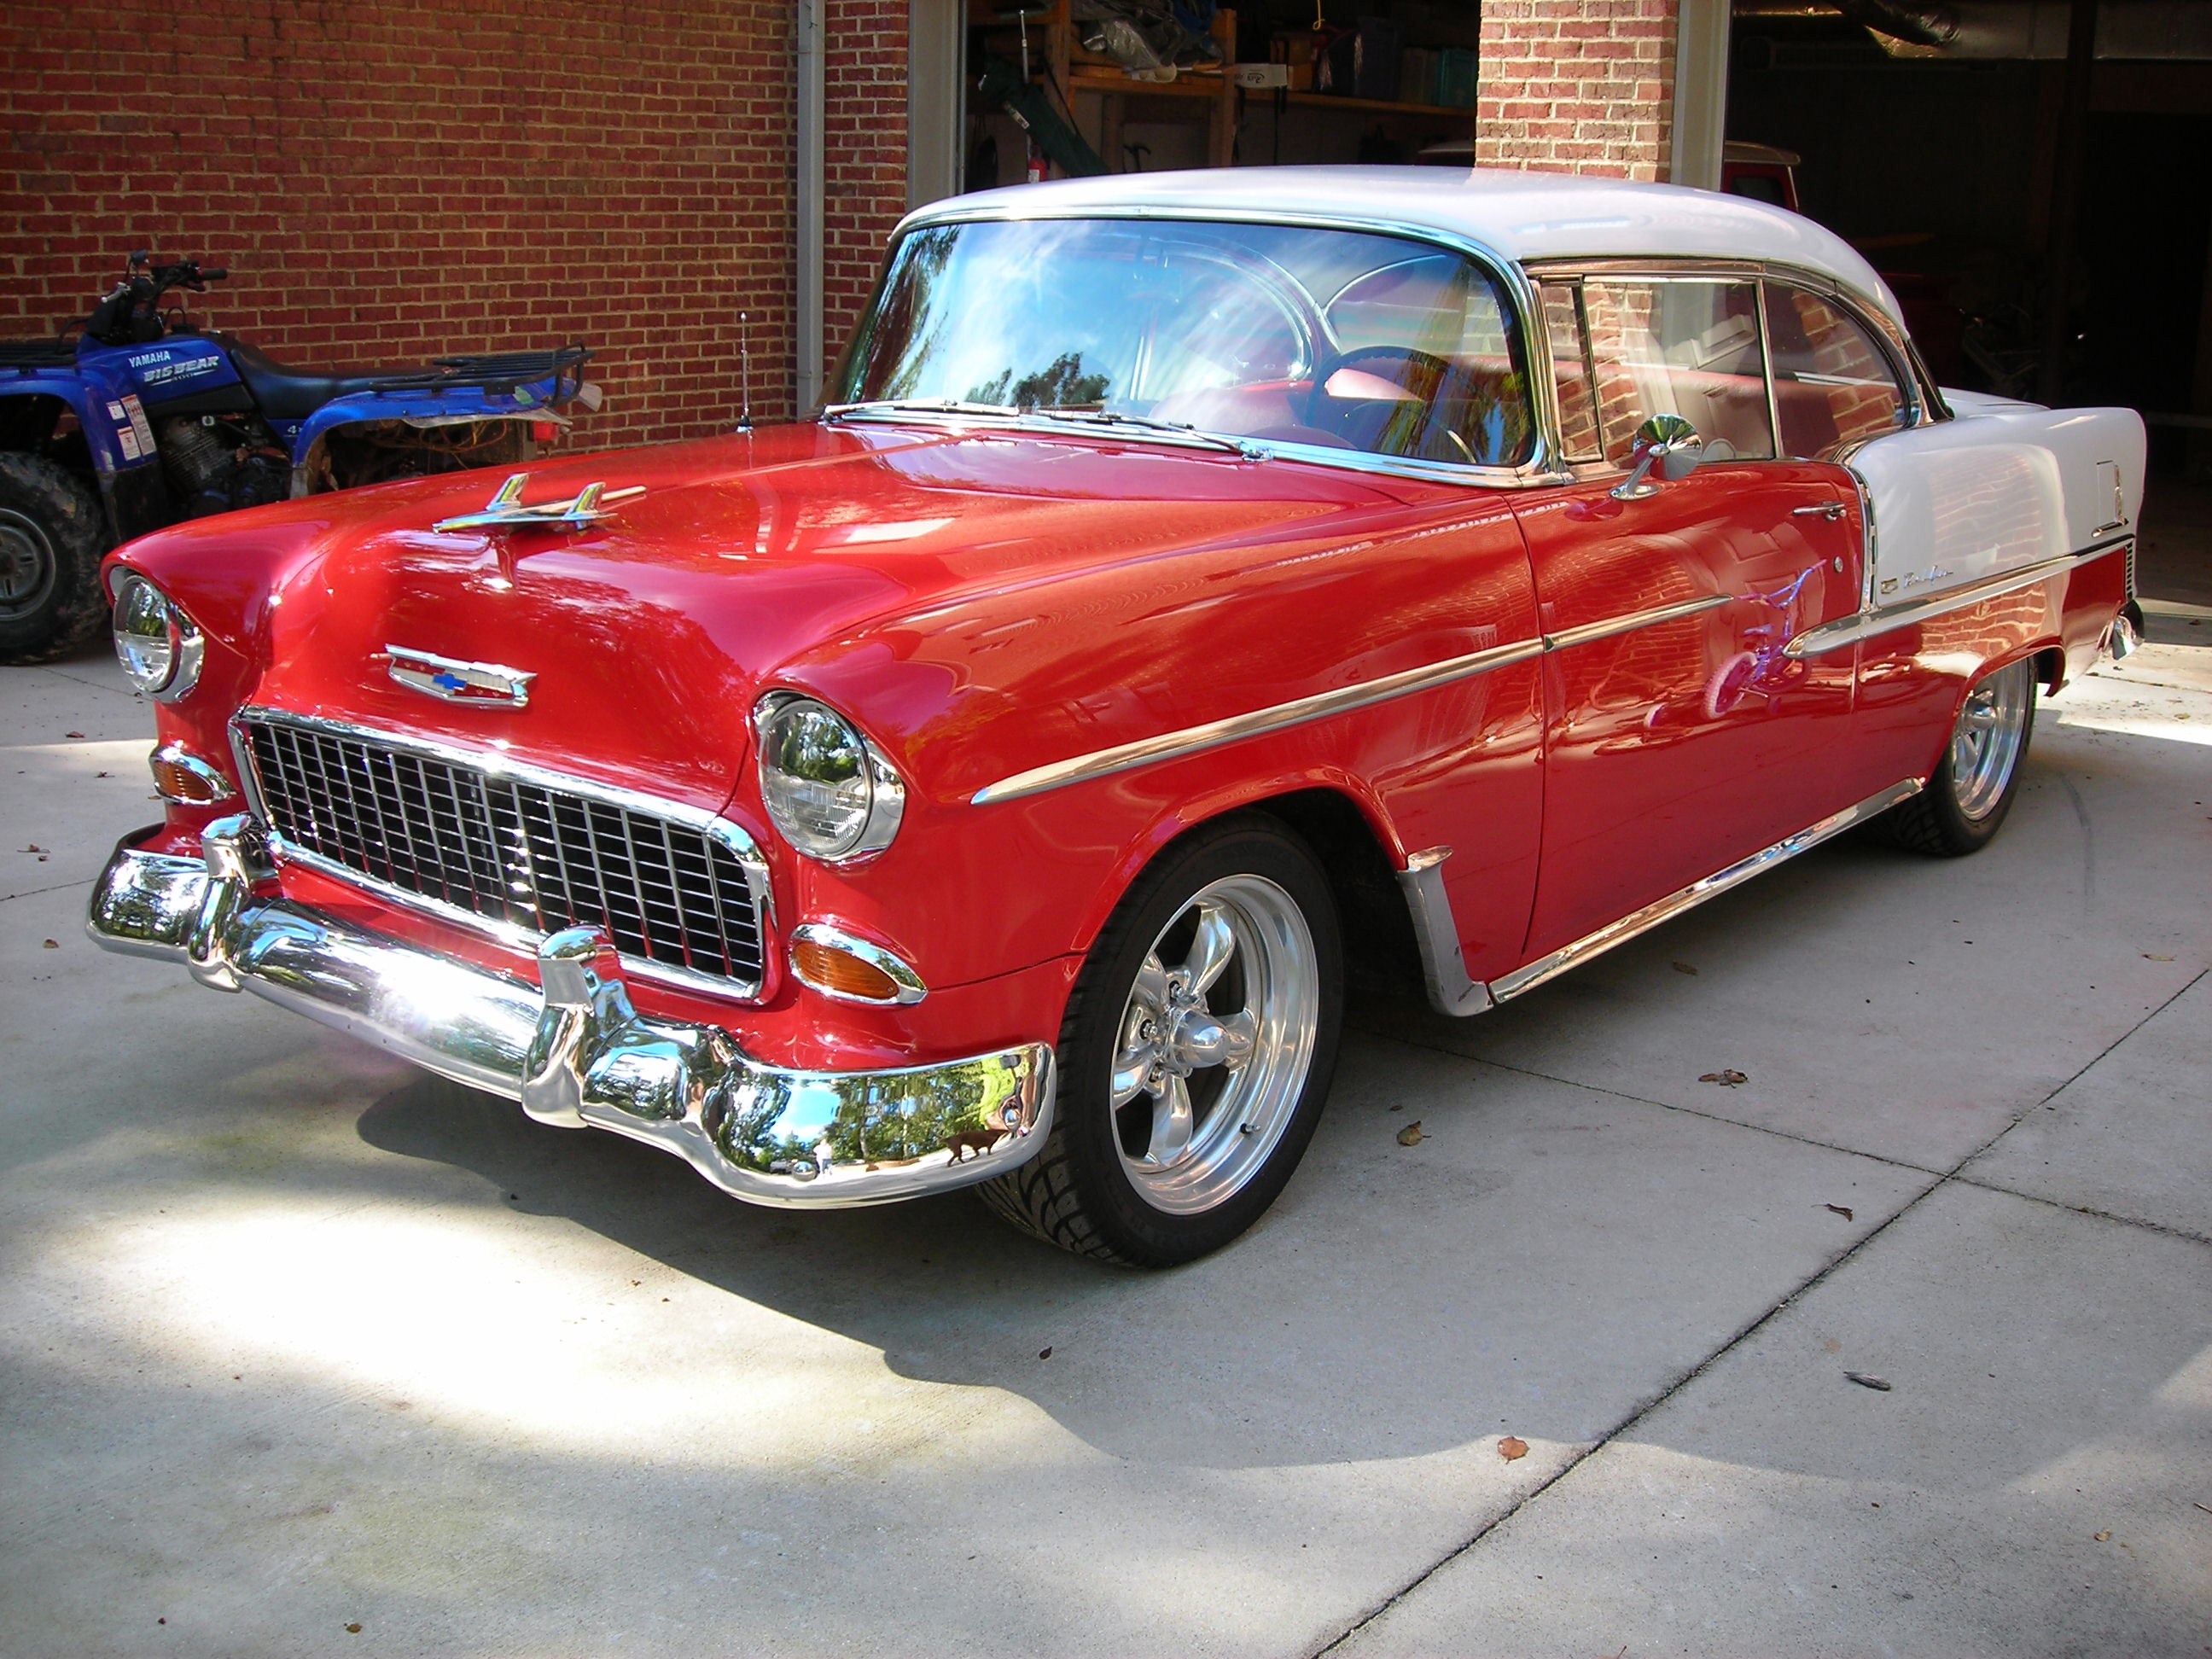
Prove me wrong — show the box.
[113,573,183,695]
[754,696,905,862]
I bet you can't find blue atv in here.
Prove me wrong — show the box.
[0,252,598,662]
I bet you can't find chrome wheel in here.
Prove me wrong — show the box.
[0,507,57,625]
[1949,659,2033,822]
[1109,873,1319,1215]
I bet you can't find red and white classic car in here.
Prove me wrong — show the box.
[90,169,2145,1266]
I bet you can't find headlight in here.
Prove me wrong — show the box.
[753,695,905,862]
[111,573,203,702]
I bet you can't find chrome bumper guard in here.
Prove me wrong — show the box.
[87,818,1054,1208]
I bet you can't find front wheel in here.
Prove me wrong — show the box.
[0,452,108,665]
[1873,657,2037,856]
[977,816,1344,1267]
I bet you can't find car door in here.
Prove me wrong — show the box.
[1510,271,1873,962]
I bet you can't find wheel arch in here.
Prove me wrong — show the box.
[1074,778,1423,1002]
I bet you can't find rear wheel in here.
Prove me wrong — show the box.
[0,452,107,665]
[976,816,1343,1266]
[1873,657,2037,856]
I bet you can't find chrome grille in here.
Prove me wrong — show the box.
[238,716,766,992]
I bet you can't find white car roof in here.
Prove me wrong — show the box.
[912,166,1904,327]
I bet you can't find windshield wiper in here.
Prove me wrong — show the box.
[1019,408,1256,456]
[822,398,1022,422]
[824,399,1265,457]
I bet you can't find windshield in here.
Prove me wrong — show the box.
[832,218,1534,469]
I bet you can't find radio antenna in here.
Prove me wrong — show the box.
[737,311,754,433]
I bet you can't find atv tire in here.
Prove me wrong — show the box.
[0,452,108,665]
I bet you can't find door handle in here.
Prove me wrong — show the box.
[1792,501,1848,521]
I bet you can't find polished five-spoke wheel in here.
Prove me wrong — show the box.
[1109,875,1318,1215]
[977,817,1342,1266]
[1874,656,2038,856]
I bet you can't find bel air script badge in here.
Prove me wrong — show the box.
[380,645,536,710]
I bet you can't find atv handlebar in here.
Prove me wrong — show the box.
[85,255,230,344]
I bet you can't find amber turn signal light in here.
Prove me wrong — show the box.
[148,746,235,805]
[790,937,905,1004]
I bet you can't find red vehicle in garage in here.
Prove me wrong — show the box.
[88,169,2144,1266]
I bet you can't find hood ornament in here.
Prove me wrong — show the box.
[433,472,643,535]
[380,644,536,710]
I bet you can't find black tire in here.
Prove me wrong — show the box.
[0,451,108,665]
[1871,657,2037,857]
[976,813,1344,1267]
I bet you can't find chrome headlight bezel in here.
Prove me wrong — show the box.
[751,693,906,864]
[110,572,204,703]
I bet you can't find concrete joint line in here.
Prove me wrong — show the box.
[0,876,97,907]
[1314,968,2209,1657]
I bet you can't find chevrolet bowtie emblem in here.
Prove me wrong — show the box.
[380,645,535,710]
[432,472,643,535]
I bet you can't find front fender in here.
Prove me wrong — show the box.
[3,360,168,540]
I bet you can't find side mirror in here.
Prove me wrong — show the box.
[1610,413,1704,500]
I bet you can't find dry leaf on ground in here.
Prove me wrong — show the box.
[2093,1530,2111,1542]
[1699,1069,1748,1086]
[1845,1371,1891,1391]
[1825,1203,1854,1220]
[1396,1121,1425,1146]
[41,940,59,950]
[1498,1436,1528,1461]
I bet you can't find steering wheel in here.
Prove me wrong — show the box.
[1300,346,1476,464]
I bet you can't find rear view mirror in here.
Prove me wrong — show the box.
[1611,413,1704,500]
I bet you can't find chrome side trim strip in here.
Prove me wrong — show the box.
[1783,538,2132,659]
[971,634,1545,806]
[974,591,1741,808]
[1544,592,1732,652]
[1483,778,1924,1005]
[1394,847,1494,1016]
[228,707,776,1002]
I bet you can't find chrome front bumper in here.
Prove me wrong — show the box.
[87,817,1054,1208]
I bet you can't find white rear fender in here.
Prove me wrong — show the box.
[1848,400,2145,606]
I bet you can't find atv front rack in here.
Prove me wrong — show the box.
[369,344,592,402]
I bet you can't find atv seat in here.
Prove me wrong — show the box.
[224,340,428,422]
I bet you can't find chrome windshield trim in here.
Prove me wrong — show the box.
[1485,778,1924,1004]
[859,201,1566,487]
[1783,538,2133,660]
[1544,592,1732,652]
[227,707,776,1002]
[971,634,1544,806]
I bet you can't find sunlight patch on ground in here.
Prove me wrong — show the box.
[43,1197,1049,1470]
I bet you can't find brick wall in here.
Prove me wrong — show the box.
[0,0,795,449]
[822,0,910,391]
[1477,0,1679,182]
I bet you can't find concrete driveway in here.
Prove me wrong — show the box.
[3,614,2207,1658]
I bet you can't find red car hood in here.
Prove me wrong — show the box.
[121,421,1412,811]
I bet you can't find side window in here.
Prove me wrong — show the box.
[1540,282,1604,463]
[1766,285,1909,458]
[1582,278,1776,465]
